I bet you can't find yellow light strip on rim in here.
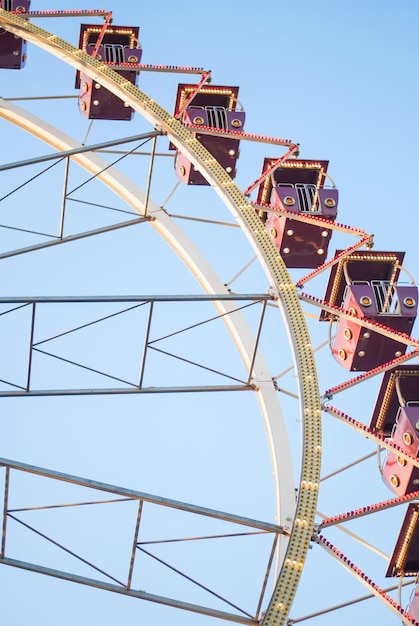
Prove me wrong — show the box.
[0,10,322,625]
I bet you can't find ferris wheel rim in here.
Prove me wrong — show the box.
[0,93,299,579]
[0,10,322,625]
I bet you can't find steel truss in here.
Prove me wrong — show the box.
[1,457,283,624]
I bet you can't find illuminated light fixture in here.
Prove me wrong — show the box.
[328,252,403,312]
[317,248,324,255]
[363,331,370,338]
[94,83,101,90]
[358,350,365,357]
[81,82,89,93]
[82,26,138,50]
[397,456,407,467]
[231,118,242,127]
[390,474,400,487]
[178,166,185,176]
[338,349,347,361]
[93,100,100,106]
[344,328,352,340]
[192,116,204,125]
[282,247,290,254]
[80,101,86,111]
[128,55,139,63]
[395,351,403,357]
[403,432,413,446]
[390,506,419,575]
[270,228,277,238]
[283,196,295,206]
[279,161,323,170]
[324,197,336,207]
[360,296,372,307]
[226,166,232,173]
[321,230,329,237]
[404,296,416,307]
[286,229,294,236]
[228,149,236,156]
[349,308,357,316]
[177,86,238,112]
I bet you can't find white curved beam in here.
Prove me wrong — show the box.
[0,95,295,553]
[0,12,322,624]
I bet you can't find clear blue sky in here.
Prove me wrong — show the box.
[1,2,419,625]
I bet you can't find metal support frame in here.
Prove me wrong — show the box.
[0,294,272,397]
[0,457,284,624]
[0,132,162,172]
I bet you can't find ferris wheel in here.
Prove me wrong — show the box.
[1,4,419,626]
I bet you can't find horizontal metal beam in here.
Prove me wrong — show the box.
[0,557,257,625]
[0,384,253,398]
[0,217,149,260]
[0,457,283,533]
[0,294,272,304]
[0,131,162,172]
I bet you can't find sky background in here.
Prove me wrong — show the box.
[1,1,419,625]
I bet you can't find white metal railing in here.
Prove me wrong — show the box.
[103,44,125,64]
[276,183,321,213]
[349,280,401,315]
[371,280,400,314]
[205,105,228,130]
[187,105,229,130]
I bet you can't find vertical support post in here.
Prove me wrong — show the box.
[138,301,154,389]
[126,499,143,589]
[247,299,267,385]
[144,135,157,218]
[1,467,10,559]
[59,157,70,239]
[255,533,279,619]
[26,302,36,392]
